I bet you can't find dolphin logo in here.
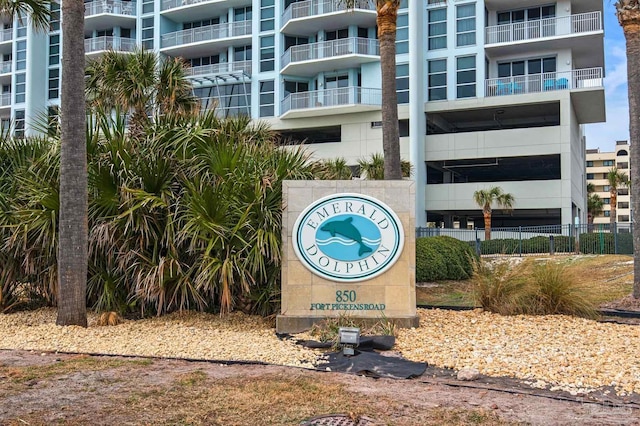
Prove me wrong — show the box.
[320,217,373,256]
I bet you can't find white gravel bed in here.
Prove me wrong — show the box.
[0,309,318,368]
[2,308,640,396]
[396,309,640,396]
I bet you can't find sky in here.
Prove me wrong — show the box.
[583,2,629,152]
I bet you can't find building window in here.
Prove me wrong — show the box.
[603,198,611,204]
[14,110,25,138]
[604,211,611,217]
[49,1,60,31]
[260,0,275,32]
[47,106,58,136]
[15,73,25,103]
[456,4,476,47]
[498,57,556,77]
[428,59,447,101]
[456,56,475,98]
[396,12,408,54]
[16,40,26,71]
[619,215,630,222]
[184,18,220,30]
[234,45,252,62]
[142,0,153,14]
[619,188,629,196]
[603,160,615,167]
[428,8,446,50]
[260,36,274,72]
[586,161,594,167]
[619,202,630,209]
[49,34,60,65]
[396,63,409,104]
[259,80,274,117]
[189,55,219,67]
[48,68,59,99]
[142,17,154,49]
[497,6,555,24]
[586,173,594,179]
[603,185,611,192]
[618,162,629,169]
[234,6,252,21]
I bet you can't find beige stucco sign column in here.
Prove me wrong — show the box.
[277,180,418,333]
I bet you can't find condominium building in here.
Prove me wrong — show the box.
[5,0,605,226]
[586,141,631,225]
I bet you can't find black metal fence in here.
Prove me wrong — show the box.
[416,223,633,257]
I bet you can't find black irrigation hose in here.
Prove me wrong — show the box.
[8,348,640,411]
[417,304,640,321]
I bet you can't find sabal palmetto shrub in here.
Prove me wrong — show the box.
[0,136,61,312]
[0,109,314,316]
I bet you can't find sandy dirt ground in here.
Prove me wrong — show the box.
[1,350,639,426]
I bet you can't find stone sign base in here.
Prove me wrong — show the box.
[276,180,418,334]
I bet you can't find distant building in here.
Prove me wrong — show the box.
[586,141,631,225]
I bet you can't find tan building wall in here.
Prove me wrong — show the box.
[586,141,631,225]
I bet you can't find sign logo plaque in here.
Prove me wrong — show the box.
[292,193,404,282]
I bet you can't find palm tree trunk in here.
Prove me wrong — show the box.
[619,9,640,298]
[377,1,402,180]
[610,190,617,228]
[57,0,88,327]
[483,211,491,241]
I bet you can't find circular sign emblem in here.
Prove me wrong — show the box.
[292,193,405,282]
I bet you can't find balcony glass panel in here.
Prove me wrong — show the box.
[485,67,603,97]
[161,21,252,48]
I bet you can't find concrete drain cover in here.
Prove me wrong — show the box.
[300,414,375,426]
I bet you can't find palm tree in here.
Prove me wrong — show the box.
[587,182,604,227]
[358,152,411,180]
[86,49,198,140]
[607,167,629,227]
[473,187,515,241]
[615,0,640,299]
[340,0,402,179]
[57,0,88,327]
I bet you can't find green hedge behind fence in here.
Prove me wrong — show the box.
[416,236,478,281]
[475,234,631,256]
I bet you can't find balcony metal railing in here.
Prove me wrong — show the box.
[0,28,12,43]
[0,62,11,74]
[281,86,381,114]
[85,0,136,16]
[485,11,602,45]
[0,93,11,107]
[485,67,603,97]
[85,36,137,53]
[282,0,374,26]
[199,96,250,117]
[161,0,221,11]
[161,21,251,48]
[281,37,379,68]
[187,60,251,77]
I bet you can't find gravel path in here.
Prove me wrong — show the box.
[2,308,639,397]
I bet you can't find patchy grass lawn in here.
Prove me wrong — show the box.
[416,255,633,308]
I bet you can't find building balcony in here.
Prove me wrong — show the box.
[486,11,601,45]
[160,21,251,57]
[0,93,11,109]
[85,36,137,57]
[0,62,10,74]
[0,28,12,55]
[485,67,604,123]
[281,37,379,77]
[160,0,247,23]
[84,1,136,33]
[281,0,376,36]
[485,11,603,68]
[187,60,251,79]
[280,86,381,119]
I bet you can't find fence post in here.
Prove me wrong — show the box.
[614,222,618,255]
[519,226,522,257]
[475,238,481,257]
[549,235,554,255]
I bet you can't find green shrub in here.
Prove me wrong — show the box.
[479,235,576,255]
[416,236,477,282]
[579,232,633,255]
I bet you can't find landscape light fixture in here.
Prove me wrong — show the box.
[338,327,360,356]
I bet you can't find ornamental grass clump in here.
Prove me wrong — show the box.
[473,259,599,319]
